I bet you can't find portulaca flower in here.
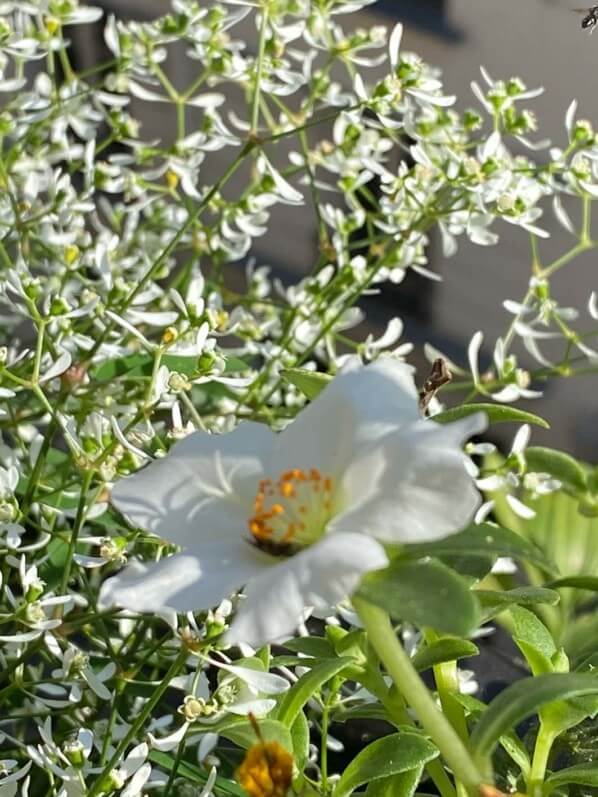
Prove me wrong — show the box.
[99,360,485,646]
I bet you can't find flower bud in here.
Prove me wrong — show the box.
[63,739,86,768]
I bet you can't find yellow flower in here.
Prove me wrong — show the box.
[236,742,293,797]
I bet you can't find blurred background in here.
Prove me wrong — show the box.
[72,0,598,455]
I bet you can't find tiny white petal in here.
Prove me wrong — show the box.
[506,494,536,520]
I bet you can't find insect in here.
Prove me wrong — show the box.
[418,358,452,417]
[574,6,598,32]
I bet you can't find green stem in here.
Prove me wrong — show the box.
[251,7,269,133]
[527,724,556,797]
[320,702,330,794]
[58,469,94,599]
[354,599,486,795]
[88,650,188,797]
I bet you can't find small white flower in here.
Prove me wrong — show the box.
[100,360,485,647]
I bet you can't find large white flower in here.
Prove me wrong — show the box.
[99,359,485,647]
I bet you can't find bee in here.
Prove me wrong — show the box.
[574,6,598,32]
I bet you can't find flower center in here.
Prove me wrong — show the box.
[248,467,335,555]
[236,741,293,797]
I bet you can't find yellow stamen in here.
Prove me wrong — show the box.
[247,466,335,553]
[236,742,293,797]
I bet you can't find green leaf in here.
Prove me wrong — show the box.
[470,673,598,761]
[432,403,549,429]
[148,750,245,796]
[525,447,588,492]
[547,575,598,591]
[218,718,292,752]
[365,766,424,797]
[357,559,480,636]
[404,523,557,575]
[544,762,598,794]
[281,368,332,400]
[93,353,249,381]
[290,711,310,770]
[411,639,479,672]
[283,637,335,659]
[511,606,557,660]
[276,658,352,727]
[332,733,438,797]
[477,587,559,621]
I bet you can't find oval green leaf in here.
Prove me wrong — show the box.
[470,673,598,761]
[404,523,557,576]
[432,403,549,429]
[365,765,424,797]
[412,639,479,672]
[357,559,480,637]
[477,587,559,621]
[332,733,438,797]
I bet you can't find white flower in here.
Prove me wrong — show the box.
[99,360,485,647]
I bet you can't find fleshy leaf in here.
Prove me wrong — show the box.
[357,559,480,636]
[471,673,598,762]
[332,733,438,797]
[432,403,549,429]
[403,523,557,575]
[544,762,598,793]
[476,587,559,621]
[411,639,479,672]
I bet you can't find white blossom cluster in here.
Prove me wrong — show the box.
[0,0,598,794]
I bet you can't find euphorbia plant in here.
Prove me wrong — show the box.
[0,2,598,797]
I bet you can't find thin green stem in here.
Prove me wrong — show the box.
[58,469,95,600]
[251,7,269,133]
[88,650,188,797]
[354,599,486,795]
[527,724,557,797]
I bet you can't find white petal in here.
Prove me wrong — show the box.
[553,195,575,235]
[468,331,483,386]
[490,385,521,402]
[505,494,536,520]
[121,762,151,797]
[389,23,403,71]
[271,358,419,481]
[475,500,495,524]
[336,415,486,544]
[39,349,72,384]
[212,662,289,694]
[225,532,388,647]
[148,724,188,752]
[565,99,578,137]
[226,697,276,716]
[111,422,275,549]
[99,544,273,615]
[589,291,598,320]
[198,734,218,763]
[511,424,531,455]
